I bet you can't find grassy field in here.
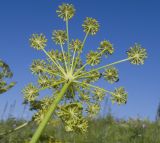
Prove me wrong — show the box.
[0,114,160,143]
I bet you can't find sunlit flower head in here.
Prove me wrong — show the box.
[93,89,106,101]
[52,30,67,45]
[127,44,147,65]
[111,87,128,104]
[87,103,100,117]
[56,3,75,21]
[30,34,47,50]
[98,40,114,56]
[30,60,46,75]
[86,51,101,66]
[22,83,39,102]
[32,109,47,124]
[103,67,119,84]
[82,17,100,35]
[70,39,82,52]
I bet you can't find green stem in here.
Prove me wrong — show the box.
[71,48,77,73]
[76,74,100,79]
[75,81,126,101]
[42,49,66,76]
[72,30,90,73]
[29,82,71,143]
[60,43,69,73]
[66,18,70,69]
[73,80,113,95]
[39,80,65,91]
[75,58,131,78]
[41,68,64,79]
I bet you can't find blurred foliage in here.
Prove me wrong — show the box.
[0,59,16,94]
[0,115,160,143]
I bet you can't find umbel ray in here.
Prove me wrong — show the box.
[21,3,147,143]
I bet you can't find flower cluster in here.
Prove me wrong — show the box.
[98,40,114,56]
[22,83,39,102]
[23,3,147,137]
[30,60,46,75]
[127,44,147,65]
[111,87,128,104]
[93,89,106,101]
[57,103,88,133]
[52,30,67,45]
[69,39,82,52]
[56,3,75,21]
[103,67,119,84]
[30,34,47,50]
[86,51,101,66]
[82,17,100,35]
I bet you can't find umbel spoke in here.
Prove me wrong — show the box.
[41,68,64,79]
[73,80,114,95]
[42,49,66,76]
[72,29,90,73]
[75,58,132,78]
[66,17,70,68]
[60,43,69,73]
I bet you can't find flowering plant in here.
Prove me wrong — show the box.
[23,3,147,142]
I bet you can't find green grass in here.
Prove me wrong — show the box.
[0,115,160,143]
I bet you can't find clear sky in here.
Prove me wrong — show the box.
[0,0,160,120]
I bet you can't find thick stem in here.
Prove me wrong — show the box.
[29,82,71,143]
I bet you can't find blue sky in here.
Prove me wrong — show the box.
[0,0,160,120]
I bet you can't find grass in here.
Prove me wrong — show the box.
[0,114,160,143]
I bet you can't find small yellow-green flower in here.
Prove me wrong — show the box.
[22,83,39,102]
[93,89,106,101]
[38,75,50,88]
[82,17,100,35]
[56,3,75,21]
[98,40,114,56]
[52,30,67,45]
[104,67,119,84]
[30,60,46,75]
[32,109,47,124]
[84,71,101,83]
[80,91,90,102]
[69,39,82,52]
[127,44,147,65]
[41,97,54,110]
[87,103,100,117]
[76,118,88,133]
[47,50,60,61]
[111,87,128,104]
[86,51,101,66]
[30,34,47,50]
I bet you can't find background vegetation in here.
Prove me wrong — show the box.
[0,112,160,143]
